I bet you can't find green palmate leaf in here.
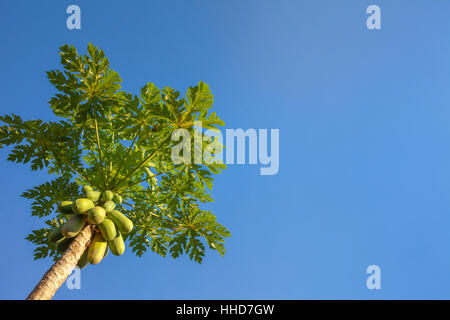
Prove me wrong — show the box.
[21,177,80,217]
[0,43,230,264]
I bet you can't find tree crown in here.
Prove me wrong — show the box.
[0,43,229,263]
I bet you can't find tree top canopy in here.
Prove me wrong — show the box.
[0,43,230,264]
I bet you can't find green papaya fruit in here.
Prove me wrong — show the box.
[77,248,89,269]
[72,198,95,214]
[102,200,116,213]
[108,210,133,234]
[87,206,106,225]
[113,194,123,204]
[48,225,64,243]
[58,201,73,214]
[102,190,114,201]
[108,231,125,256]
[62,214,86,238]
[56,237,74,253]
[87,234,107,265]
[83,185,93,194]
[98,218,116,240]
[86,191,101,203]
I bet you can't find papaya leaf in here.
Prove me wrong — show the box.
[21,177,80,217]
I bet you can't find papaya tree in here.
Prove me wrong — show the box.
[0,43,229,300]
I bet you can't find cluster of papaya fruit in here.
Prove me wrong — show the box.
[48,185,133,268]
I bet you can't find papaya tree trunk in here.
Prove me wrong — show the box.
[26,224,94,300]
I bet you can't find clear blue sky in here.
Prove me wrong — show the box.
[1,0,450,299]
